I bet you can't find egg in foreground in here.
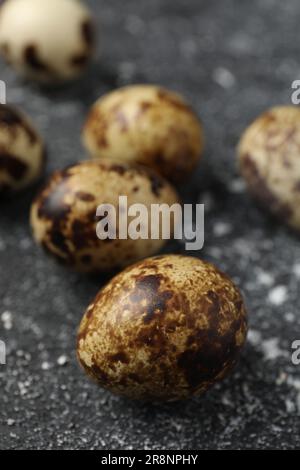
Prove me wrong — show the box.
[30,160,179,272]
[83,85,204,183]
[0,104,45,193]
[0,0,95,83]
[238,106,300,231]
[77,255,248,401]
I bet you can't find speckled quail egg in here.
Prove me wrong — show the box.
[77,254,248,401]
[238,106,300,232]
[30,160,179,272]
[0,0,94,83]
[0,104,45,193]
[82,85,204,183]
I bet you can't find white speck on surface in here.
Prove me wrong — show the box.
[213,222,232,237]
[292,263,300,278]
[212,67,236,89]
[41,362,51,371]
[1,311,13,330]
[233,238,253,257]
[276,371,288,386]
[256,269,275,287]
[285,312,295,322]
[261,338,289,361]
[285,399,296,414]
[18,382,29,397]
[229,178,246,194]
[248,329,262,347]
[19,238,32,250]
[207,247,222,259]
[57,355,68,366]
[268,285,288,306]
[287,376,300,391]
[7,419,15,426]
[249,332,289,361]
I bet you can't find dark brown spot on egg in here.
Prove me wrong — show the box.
[132,274,162,297]
[90,363,109,384]
[140,101,152,112]
[82,20,94,47]
[35,179,75,259]
[109,163,126,175]
[130,274,173,323]
[177,342,231,388]
[49,229,70,255]
[71,53,89,67]
[135,101,153,120]
[24,45,50,72]
[85,109,109,149]
[71,218,98,250]
[109,352,129,364]
[157,89,194,114]
[242,153,293,221]
[0,151,28,180]
[178,311,244,390]
[0,104,38,144]
[127,373,143,384]
[149,173,164,197]
[76,191,95,202]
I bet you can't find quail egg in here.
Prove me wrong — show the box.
[77,254,248,401]
[82,85,204,183]
[238,106,300,231]
[0,0,95,83]
[30,160,179,272]
[0,104,45,193]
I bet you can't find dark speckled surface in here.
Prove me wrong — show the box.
[1,0,300,450]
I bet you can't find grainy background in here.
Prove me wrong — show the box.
[1,0,300,450]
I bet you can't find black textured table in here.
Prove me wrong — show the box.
[1,0,300,450]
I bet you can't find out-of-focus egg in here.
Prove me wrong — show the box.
[82,85,204,183]
[238,106,300,231]
[0,0,95,83]
[30,160,179,272]
[0,104,45,193]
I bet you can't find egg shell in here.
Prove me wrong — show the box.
[0,104,45,192]
[238,106,300,231]
[0,0,94,83]
[77,254,248,401]
[30,160,180,272]
[82,85,204,183]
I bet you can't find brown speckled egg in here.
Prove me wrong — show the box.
[0,0,94,84]
[82,85,204,183]
[0,104,45,193]
[30,160,179,272]
[238,106,300,232]
[77,254,248,401]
